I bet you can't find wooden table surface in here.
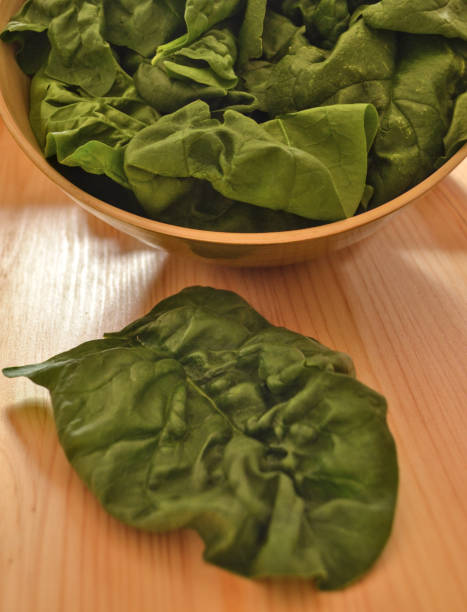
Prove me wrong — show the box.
[1,117,466,612]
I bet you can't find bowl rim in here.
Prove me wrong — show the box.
[1,42,466,246]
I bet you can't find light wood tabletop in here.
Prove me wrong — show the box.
[1,117,466,612]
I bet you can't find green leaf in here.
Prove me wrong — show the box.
[244,19,396,116]
[278,0,318,26]
[0,0,50,73]
[263,103,378,217]
[154,180,312,232]
[124,100,378,221]
[30,68,159,187]
[134,60,228,115]
[0,29,50,74]
[3,286,398,590]
[135,28,258,114]
[0,0,49,35]
[443,91,467,159]
[279,0,350,48]
[260,10,308,62]
[1,0,124,96]
[152,0,243,62]
[368,36,467,204]
[362,0,467,41]
[163,28,239,89]
[311,0,350,47]
[103,0,186,57]
[238,0,268,68]
[47,0,122,96]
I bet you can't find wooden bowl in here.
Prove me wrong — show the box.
[1,0,465,267]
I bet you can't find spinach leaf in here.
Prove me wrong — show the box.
[124,100,377,221]
[238,0,268,68]
[260,10,308,61]
[135,61,228,115]
[244,15,467,205]
[443,91,467,159]
[277,0,317,26]
[3,286,398,590]
[134,28,242,114]
[0,0,50,74]
[155,180,312,232]
[310,0,350,47]
[46,0,121,96]
[369,36,467,204]
[262,103,378,217]
[163,28,239,90]
[103,0,186,57]
[0,29,50,75]
[279,0,350,48]
[347,0,379,9]
[361,0,467,41]
[152,0,244,61]
[30,67,159,187]
[244,19,396,116]
[1,0,123,96]
[0,0,49,37]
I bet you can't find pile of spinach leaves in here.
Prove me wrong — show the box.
[3,286,398,589]
[2,0,466,231]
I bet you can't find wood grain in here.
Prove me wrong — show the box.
[1,118,466,612]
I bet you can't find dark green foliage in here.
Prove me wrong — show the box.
[1,0,466,229]
[3,286,399,589]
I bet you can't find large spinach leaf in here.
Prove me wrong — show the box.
[3,286,398,589]
[124,100,377,221]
